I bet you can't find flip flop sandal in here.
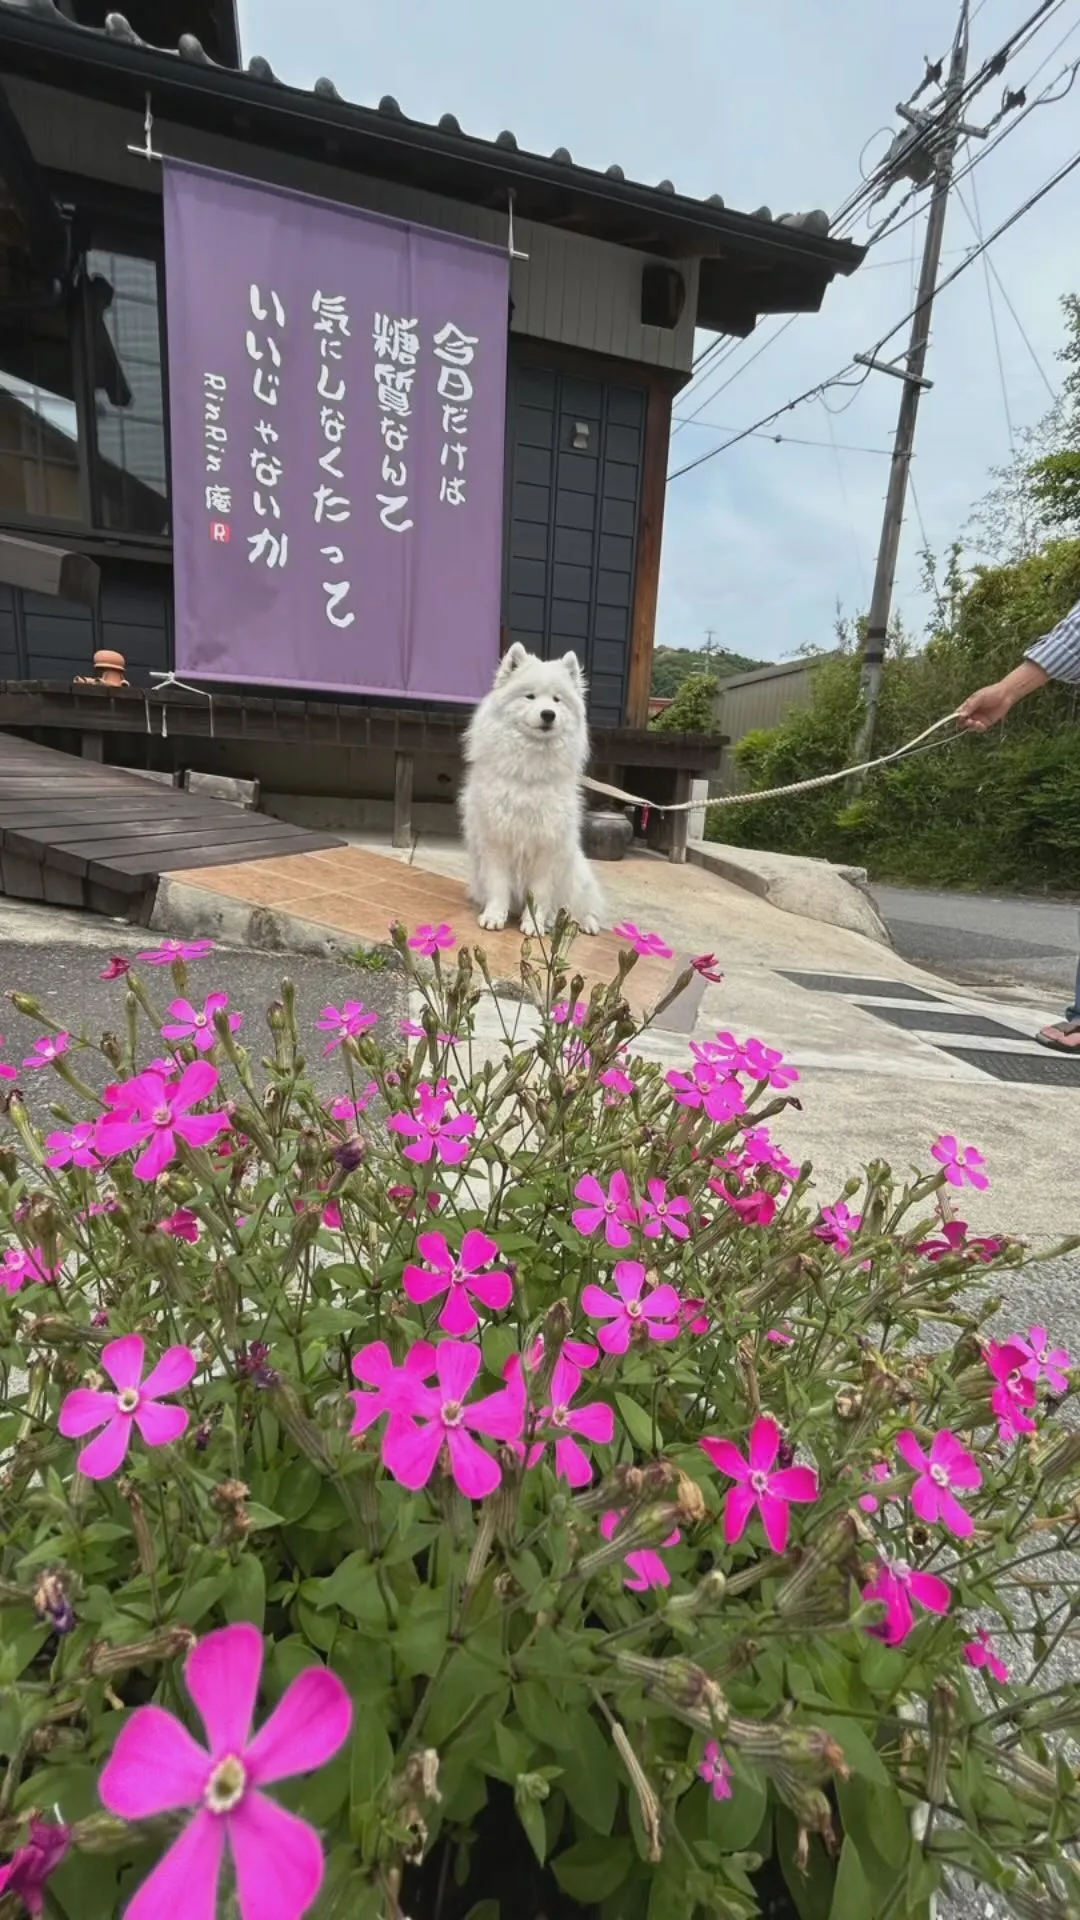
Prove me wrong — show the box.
[1035,1020,1080,1053]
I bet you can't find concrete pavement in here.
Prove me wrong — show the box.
[873,882,1079,1004]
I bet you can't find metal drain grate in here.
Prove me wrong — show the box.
[939,1046,1080,1086]
[863,1006,1030,1040]
[780,972,943,1004]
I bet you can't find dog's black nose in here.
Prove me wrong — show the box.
[539,708,556,728]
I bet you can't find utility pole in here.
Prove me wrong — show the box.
[852,0,975,769]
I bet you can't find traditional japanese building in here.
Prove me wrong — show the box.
[0,0,862,823]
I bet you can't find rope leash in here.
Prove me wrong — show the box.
[583,709,964,816]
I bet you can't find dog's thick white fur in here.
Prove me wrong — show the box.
[460,643,603,936]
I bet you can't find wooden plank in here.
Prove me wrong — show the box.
[667,770,693,865]
[20,817,322,868]
[96,831,341,879]
[627,380,672,730]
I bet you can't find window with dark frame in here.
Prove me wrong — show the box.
[0,196,169,540]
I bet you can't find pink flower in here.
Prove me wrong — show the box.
[315,1000,378,1053]
[1012,1325,1071,1396]
[572,1170,636,1247]
[857,1461,893,1513]
[330,1085,378,1121]
[99,955,132,980]
[159,1208,201,1243]
[45,1122,100,1170]
[380,1339,522,1499]
[403,1229,513,1334]
[931,1134,989,1191]
[740,1126,800,1183]
[99,1622,351,1920]
[162,992,242,1052]
[917,1220,1002,1263]
[1,1247,58,1293]
[349,1340,438,1434]
[399,1020,457,1045]
[94,1060,231,1181]
[814,1202,862,1258]
[408,922,456,955]
[862,1559,951,1645]
[742,1038,800,1091]
[613,921,675,960]
[552,1000,588,1027]
[986,1341,1038,1444]
[0,1034,17,1083]
[136,937,216,965]
[0,1817,71,1915]
[712,1183,776,1228]
[386,1085,477,1166]
[964,1627,1009,1685]
[667,1063,747,1125]
[582,1260,681,1355]
[523,1334,599,1373]
[701,1415,818,1552]
[766,1326,794,1348]
[681,1299,710,1334]
[896,1428,981,1539]
[600,1510,680,1591]
[509,1354,614,1486]
[690,954,724,985]
[23,1032,70,1071]
[58,1333,195,1479]
[599,1066,636,1105]
[638,1178,692,1242]
[699,1741,732,1801]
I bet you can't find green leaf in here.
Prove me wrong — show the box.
[350,1715,394,1817]
[616,1393,661,1452]
[394,1587,450,1678]
[481,1325,518,1379]
[777,1808,833,1920]
[553,1835,633,1904]
[464,1905,500,1920]
[313,1552,381,1623]
[706,1769,768,1852]
[558,1710,618,1835]
[243,1502,286,1531]
[168,1574,230,1628]
[224,1553,266,1630]
[297,1597,338,1653]
[494,1722,536,1778]
[810,1716,890,1787]
[829,1839,872,1920]
[276,1460,323,1522]
[516,1793,548,1865]
[426,1655,507,1746]
[515,1681,573,1750]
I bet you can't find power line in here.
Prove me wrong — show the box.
[669,419,890,453]
[954,171,1058,401]
[667,133,1080,485]
[959,163,1015,450]
[672,317,800,435]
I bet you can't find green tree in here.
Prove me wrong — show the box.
[651,644,757,698]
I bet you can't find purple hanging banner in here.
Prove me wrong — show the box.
[162,159,509,701]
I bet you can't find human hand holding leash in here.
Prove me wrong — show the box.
[958,660,1049,730]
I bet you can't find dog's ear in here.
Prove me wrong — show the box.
[495,642,530,685]
[560,651,585,682]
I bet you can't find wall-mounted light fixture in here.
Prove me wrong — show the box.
[571,421,591,450]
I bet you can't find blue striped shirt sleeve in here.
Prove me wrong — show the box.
[1026,598,1080,683]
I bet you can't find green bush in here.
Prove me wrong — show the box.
[2,931,1080,1920]
[650,675,721,735]
[709,541,1080,889]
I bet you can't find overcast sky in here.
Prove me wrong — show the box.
[239,0,1079,662]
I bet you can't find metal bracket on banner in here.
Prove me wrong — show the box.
[127,93,163,164]
[507,190,529,264]
[150,672,215,740]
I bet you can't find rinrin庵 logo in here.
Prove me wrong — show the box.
[210,521,231,544]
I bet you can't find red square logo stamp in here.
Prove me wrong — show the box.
[210,521,231,543]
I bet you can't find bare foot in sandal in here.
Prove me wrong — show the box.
[1036,1020,1080,1053]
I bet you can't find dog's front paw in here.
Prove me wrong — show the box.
[522,907,550,938]
[478,905,508,931]
[580,913,601,935]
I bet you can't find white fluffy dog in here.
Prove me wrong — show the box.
[460,643,603,936]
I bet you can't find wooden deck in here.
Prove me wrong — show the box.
[0,733,343,917]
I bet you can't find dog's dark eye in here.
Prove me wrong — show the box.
[552,695,561,703]
[525,692,536,700]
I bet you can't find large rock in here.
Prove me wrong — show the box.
[688,840,891,945]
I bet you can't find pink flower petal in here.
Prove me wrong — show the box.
[936,1488,975,1538]
[230,1787,326,1920]
[57,1387,114,1438]
[770,1466,818,1504]
[908,1569,951,1616]
[99,1704,209,1817]
[403,1265,449,1306]
[553,1435,595,1486]
[748,1416,780,1475]
[101,1333,145,1393]
[724,1483,757,1544]
[185,1621,264,1756]
[460,1228,500,1269]
[122,1810,224,1920]
[437,1290,479,1335]
[642,1285,681,1321]
[595,1319,632,1355]
[141,1345,198,1401]
[569,1402,615,1444]
[77,1415,133,1480]
[613,1262,646,1307]
[895,1430,929,1474]
[435,1339,481,1403]
[700,1436,749,1482]
[133,1129,177,1181]
[174,1059,220,1109]
[383,1418,444,1489]
[580,1283,619,1320]
[415,1231,453,1270]
[757,1490,791,1552]
[245,1668,352,1787]
[446,1426,501,1498]
[134,1401,189,1449]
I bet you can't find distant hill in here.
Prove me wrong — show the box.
[650,645,760,699]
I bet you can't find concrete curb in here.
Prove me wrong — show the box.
[151,876,390,962]
[688,840,891,946]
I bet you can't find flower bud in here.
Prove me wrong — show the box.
[7,992,44,1019]
[333,1133,366,1174]
[86,1625,195,1676]
[1039,1430,1080,1484]
[34,1569,76,1636]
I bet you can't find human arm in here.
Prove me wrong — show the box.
[957,598,1080,731]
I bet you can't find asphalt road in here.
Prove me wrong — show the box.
[871,883,1079,1008]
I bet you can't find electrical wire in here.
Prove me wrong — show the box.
[822,397,870,599]
[672,317,800,435]
[668,135,1080,485]
[954,177,1057,399]
[669,420,891,453]
[959,162,1015,450]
